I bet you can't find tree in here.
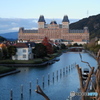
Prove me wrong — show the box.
[53,45,58,53]
[42,37,53,54]
[73,43,78,47]
[61,43,66,49]
[2,46,8,59]
[0,49,3,59]
[32,43,47,58]
[7,46,17,58]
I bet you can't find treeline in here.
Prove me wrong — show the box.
[69,14,100,39]
[84,39,100,54]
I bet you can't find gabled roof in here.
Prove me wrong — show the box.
[15,43,28,48]
[62,15,69,22]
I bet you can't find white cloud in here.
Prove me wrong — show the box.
[11,27,19,31]
[11,22,17,25]
[31,27,38,29]
[31,19,38,23]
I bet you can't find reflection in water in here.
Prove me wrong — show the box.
[0,52,97,100]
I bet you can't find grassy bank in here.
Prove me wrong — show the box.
[0,50,63,64]
[0,66,16,74]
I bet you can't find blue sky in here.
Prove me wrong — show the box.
[0,0,100,19]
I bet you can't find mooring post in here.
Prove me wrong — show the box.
[75,62,76,67]
[72,63,74,68]
[66,67,67,73]
[37,78,38,85]
[21,84,23,98]
[10,89,13,100]
[42,75,44,87]
[48,73,50,85]
[71,64,73,69]
[29,81,31,92]
[57,70,58,80]
[63,68,65,75]
[60,69,62,78]
[53,72,54,83]
[69,65,70,71]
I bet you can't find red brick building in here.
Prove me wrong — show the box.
[18,15,89,42]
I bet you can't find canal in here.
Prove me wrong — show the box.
[0,52,97,100]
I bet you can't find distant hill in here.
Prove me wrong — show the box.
[0,36,7,42]
[0,32,18,41]
[69,14,100,39]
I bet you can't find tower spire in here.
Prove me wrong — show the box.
[62,15,69,22]
[38,15,45,22]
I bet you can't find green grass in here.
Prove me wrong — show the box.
[0,66,16,74]
[0,58,44,64]
[0,50,64,64]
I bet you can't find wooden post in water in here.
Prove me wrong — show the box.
[69,65,70,72]
[48,73,50,85]
[53,72,54,83]
[29,81,32,93]
[60,69,62,78]
[57,70,58,81]
[66,67,67,73]
[42,76,44,88]
[21,84,23,98]
[10,89,13,100]
[75,62,76,67]
[37,78,38,85]
[63,68,65,75]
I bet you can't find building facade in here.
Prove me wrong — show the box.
[12,43,33,60]
[18,15,89,42]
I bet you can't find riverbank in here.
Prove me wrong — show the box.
[86,50,97,59]
[0,69,20,77]
[0,50,63,67]
[0,66,20,77]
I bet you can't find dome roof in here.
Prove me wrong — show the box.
[50,21,57,24]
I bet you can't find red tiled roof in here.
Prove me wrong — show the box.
[15,43,28,48]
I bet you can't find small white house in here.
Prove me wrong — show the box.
[12,43,34,60]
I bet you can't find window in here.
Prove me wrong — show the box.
[23,49,26,52]
[23,54,26,58]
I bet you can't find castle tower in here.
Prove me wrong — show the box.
[18,27,24,40]
[84,27,89,33]
[38,15,46,28]
[19,27,24,33]
[62,15,69,28]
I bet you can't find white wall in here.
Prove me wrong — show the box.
[12,47,33,60]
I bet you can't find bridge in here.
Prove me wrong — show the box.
[68,47,84,52]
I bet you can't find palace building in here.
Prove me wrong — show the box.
[18,15,89,42]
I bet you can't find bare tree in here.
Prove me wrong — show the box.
[95,50,100,100]
[76,65,94,100]
[35,85,50,100]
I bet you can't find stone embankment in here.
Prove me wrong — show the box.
[0,57,60,67]
[86,50,97,59]
[0,69,20,77]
